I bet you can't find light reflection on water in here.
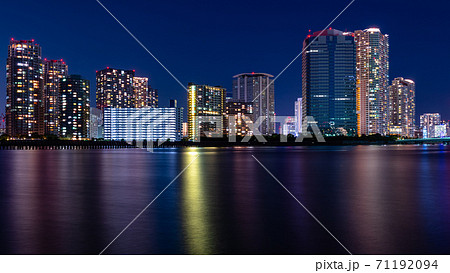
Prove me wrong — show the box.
[181,152,214,254]
[0,145,449,254]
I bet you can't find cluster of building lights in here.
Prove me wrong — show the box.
[2,32,448,141]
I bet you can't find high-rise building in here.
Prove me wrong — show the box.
[232,73,275,135]
[43,59,68,136]
[355,28,390,136]
[302,29,357,136]
[420,113,441,138]
[294,98,302,136]
[225,101,253,137]
[90,107,103,139]
[148,87,158,108]
[6,39,44,137]
[133,76,149,108]
[188,83,226,140]
[104,107,183,141]
[60,75,90,139]
[96,67,135,110]
[388,78,415,137]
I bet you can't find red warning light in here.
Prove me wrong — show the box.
[252,72,255,75]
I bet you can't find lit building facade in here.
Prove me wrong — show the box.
[388,77,415,137]
[182,122,188,138]
[43,59,68,136]
[96,67,135,110]
[6,39,44,137]
[294,98,302,136]
[104,107,183,141]
[434,124,447,138]
[60,75,90,139]
[232,73,275,135]
[148,87,158,108]
[133,77,149,108]
[188,83,226,140]
[225,101,253,136]
[420,113,441,138]
[446,121,450,137]
[90,107,103,139]
[0,114,5,135]
[355,28,390,136]
[302,29,357,136]
[282,116,296,135]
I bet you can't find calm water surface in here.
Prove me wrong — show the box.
[0,145,449,254]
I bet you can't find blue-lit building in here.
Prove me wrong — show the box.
[104,107,183,141]
[302,29,357,136]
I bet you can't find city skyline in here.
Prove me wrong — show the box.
[0,1,449,121]
[2,0,450,261]
[2,35,448,139]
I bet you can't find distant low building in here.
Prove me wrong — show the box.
[446,121,450,137]
[294,98,302,136]
[420,113,441,138]
[434,124,447,138]
[104,107,183,141]
[282,116,296,136]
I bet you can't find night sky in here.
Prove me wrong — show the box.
[1,0,449,120]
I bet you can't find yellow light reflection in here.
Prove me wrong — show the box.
[186,147,199,155]
[181,152,213,254]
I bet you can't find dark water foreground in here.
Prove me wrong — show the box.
[0,145,449,254]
